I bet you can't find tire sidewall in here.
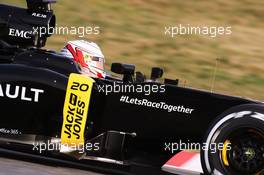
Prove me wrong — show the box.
[201,104,264,175]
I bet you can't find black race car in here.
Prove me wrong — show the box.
[0,1,263,175]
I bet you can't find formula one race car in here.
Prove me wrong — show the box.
[0,1,263,175]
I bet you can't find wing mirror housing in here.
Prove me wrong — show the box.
[151,67,163,81]
[111,63,135,83]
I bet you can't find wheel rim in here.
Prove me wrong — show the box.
[221,128,264,174]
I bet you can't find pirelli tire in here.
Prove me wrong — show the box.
[201,104,264,175]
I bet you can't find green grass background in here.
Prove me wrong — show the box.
[1,0,264,100]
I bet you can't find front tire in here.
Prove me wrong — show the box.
[201,104,264,175]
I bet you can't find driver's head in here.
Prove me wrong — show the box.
[60,40,105,78]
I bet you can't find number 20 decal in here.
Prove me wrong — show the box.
[71,82,89,92]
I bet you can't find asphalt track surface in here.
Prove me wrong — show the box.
[0,148,175,175]
[0,157,104,175]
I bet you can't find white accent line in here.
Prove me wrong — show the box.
[251,112,264,121]
[204,113,236,172]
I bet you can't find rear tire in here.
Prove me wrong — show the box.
[201,104,264,175]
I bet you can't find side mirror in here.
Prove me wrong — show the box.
[111,63,135,83]
[151,67,163,80]
[135,71,146,82]
[111,63,135,75]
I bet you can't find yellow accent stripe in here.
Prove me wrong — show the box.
[222,140,231,166]
[61,73,94,147]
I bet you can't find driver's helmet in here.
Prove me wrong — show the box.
[60,40,106,78]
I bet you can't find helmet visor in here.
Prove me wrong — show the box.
[85,54,105,71]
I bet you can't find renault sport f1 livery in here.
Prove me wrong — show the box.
[0,1,263,175]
